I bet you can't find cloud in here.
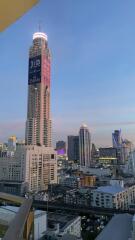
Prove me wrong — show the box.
[52,117,135,147]
[92,121,135,128]
[1,118,135,147]
[0,120,25,141]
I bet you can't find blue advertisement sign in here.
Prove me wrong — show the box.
[28,55,41,84]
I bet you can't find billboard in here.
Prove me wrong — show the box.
[28,55,41,84]
[57,148,66,155]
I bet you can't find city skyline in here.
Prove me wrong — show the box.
[1,0,135,146]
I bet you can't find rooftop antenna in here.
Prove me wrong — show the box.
[38,21,42,32]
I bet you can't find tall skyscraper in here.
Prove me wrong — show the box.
[112,130,122,148]
[67,136,79,162]
[0,31,57,194]
[112,130,124,164]
[122,139,132,162]
[25,32,51,146]
[79,124,91,167]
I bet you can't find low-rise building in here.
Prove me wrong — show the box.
[73,171,96,187]
[44,212,82,240]
[0,180,28,196]
[34,210,47,240]
[91,184,135,209]
[80,167,112,177]
[60,176,80,188]
[64,189,91,207]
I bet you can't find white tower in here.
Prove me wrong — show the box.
[79,124,91,167]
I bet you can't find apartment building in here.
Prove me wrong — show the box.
[91,185,135,209]
[0,145,57,193]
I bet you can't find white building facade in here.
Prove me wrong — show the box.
[91,185,135,210]
[0,145,57,192]
[34,210,47,240]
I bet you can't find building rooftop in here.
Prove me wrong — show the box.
[80,124,88,128]
[48,212,80,231]
[96,214,132,240]
[33,32,48,41]
[81,167,111,177]
[95,185,125,194]
[34,210,46,218]
[59,234,82,240]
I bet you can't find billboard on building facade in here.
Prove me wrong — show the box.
[28,55,41,84]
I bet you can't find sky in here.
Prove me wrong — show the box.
[1,0,135,146]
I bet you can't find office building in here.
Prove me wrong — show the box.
[67,136,79,162]
[25,31,51,146]
[79,124,91,167]
[122,139,132,163]
[91,143,99,164]
[99,147,117,165]
[112,130,122,148]
[112,130,124,164]
[0,181,28,196]
[56,141,66,155]
[126,151,135,176]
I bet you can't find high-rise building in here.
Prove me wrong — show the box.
[67,136,79,162]
[56,140,66,155]
[112,130,124,164]
[91,143,99,164]
[112,130,122,148]
[99,147,117,165]
[79,124,91,167]
[8,135,17,151]
[122,139,132,163]
[0,145,57,193]
[25,32,51,146]
[0,31,57,194]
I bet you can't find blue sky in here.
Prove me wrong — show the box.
[1,0,135,146]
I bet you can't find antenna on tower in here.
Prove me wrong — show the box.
[38,21,42,32]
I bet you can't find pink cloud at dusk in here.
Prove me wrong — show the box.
[0,120,25,141]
